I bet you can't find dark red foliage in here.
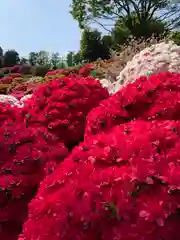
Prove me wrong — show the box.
[0,122,68,240]
[85,72,180,138]
[21,76,109,148]
[19,120,180,240]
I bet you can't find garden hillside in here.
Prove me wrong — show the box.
[0,39,179,240]
[1,0,180,239]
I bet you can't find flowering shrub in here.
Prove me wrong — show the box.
[85,72,180,138]
[19,120,180,240]
[79,64,94,77]
[32,65,49,77]
[115,41,180,92]
[45,70,65,81]
[0,76,13,84]
[9,65,22,73]
[19,94,33,106]
[9,82,42,99]
[10,73,22,78]
[10,91,25,100]
[0,94,21,106]
[10,83,27,92]
[45,64,94,81]
[21,76,109,148]
[20,65,32,75]
[0,103,19,125]
[0,122,68,240]
[26,76,44,83]
[11,77,23,83]
[98,78,115,94]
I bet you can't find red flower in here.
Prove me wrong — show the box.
[21,76,109,149]
[10,73,22,78]
[79,64,94,77]
[45,70,56,76]
[85,72,180,138]
[0,121,68,240]
[0,76,13,84]
[0,103,20,124]
[19,120,180,240]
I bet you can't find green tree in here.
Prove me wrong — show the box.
[73,52,82,65]
[29,52,38,66]
[0,47,3,67]
[169,31,180,45]
[37,51,49,66]
[3,50,20,67]
[80,28,110,62]
[102,35,114,50]
[50,52,60,69]
[66,51,74,67]
[57,57,67,69]
[70,0,180,35]
[20,57,28,65]
[110,14,167,48]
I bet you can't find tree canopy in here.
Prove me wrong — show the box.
[3,50,20,67]
[70,0,180,33]
[80,28,111,62]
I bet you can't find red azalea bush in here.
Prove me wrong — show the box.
[0,103,20,125]
[10,73,22,78]
[10,91,25,100]
[79,64,94,77]
[0,76,13,84]
[45,68,79,80]
[9,65,22,73]
[45,64,94,80]
[0,122,68,240]
[85,72,180,138]
[21,76,109,149]
[19,120,180,240]
[10,82,41,99]
[10,83,28,92]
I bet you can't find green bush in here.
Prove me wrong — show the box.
[169,32,180,45]
[0,72,4,78]
[32,65,49,77]
[20,65,32,75]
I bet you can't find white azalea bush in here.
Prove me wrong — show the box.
[19,94,33,105]
[99,78,115,94]
[0,94,33,108]
[0,95,22,107]
[113,41,180,93]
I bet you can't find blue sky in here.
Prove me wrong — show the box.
[0,0,82,57]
